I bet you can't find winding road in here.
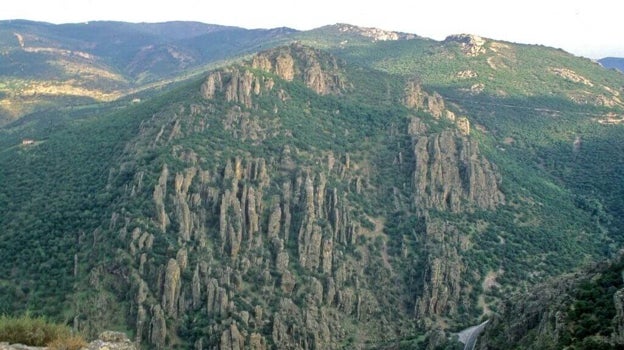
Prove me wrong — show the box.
[457,320,489,350]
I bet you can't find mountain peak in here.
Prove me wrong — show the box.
[328,23,418,41]
[444,33,485,42]
[444,33,487,56]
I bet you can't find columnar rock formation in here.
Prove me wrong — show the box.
[99,44,507,348]
[251,43,347,95]
[119,149,376,348]
[415,219,465,317]
[408,117,504,212]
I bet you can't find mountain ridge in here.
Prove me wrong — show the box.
[0,20,300,125]
[3,20,613,126]
[599,57,624,73]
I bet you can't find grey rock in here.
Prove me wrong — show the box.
[87,331,135,350]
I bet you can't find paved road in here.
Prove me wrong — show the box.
[457,320,489,350]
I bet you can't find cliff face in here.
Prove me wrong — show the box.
[415,218,466,318]
[401,82,504,322]
[200,43,347,111]
[408,123,503,321]
[405,81,504,213]
[250,43,348,95]
[410,127,504,213]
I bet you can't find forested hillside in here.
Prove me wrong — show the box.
[0,20,296,125]
[1,23,624,349]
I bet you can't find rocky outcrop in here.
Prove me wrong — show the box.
[219,324,244,350]
[200,71,222,99]
[271,298,332,349]
[456,70,478,79]
[614,289,624,344]
[224,69,258,108]
[172,167,197,242]
[162,259,181,317]
[201,44,347,109]
[415,218,465,318]
[273,53,295,81]
[201,68,271,109]
[409,122,504,212]
[219,188,244,258]
[129,148,380,348]
[404,80,471,134]
[334,23,417,41]
[403,115,503,321]
[297,175,323,270]
[206,278,229,317]
[248,333,267,350]
[87,331,136,350]
[251,43,347,95]
[456,116,470,136]
[550,67,594,86]
[153,164,169,231]
[149,305,166,349]
[445,34,487,56]
[404,81,447,119]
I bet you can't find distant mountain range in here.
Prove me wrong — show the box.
[0,20,297,125]
[599,57,624,72]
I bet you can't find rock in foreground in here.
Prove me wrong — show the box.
[0,331,135,350]
[87,331,136,350]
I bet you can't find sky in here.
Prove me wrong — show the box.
[2,0,623,59]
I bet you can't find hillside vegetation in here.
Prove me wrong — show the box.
[0,24,623,349]
[480,254,624,349]
[0,20,296,125]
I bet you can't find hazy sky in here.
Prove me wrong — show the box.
[2,0,623,58]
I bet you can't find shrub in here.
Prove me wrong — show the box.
[0,314,84,347]
[47,335,89,350]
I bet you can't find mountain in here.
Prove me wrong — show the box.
[599,57,624,73]
[1,23,624,349]
[0,20,297,125]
